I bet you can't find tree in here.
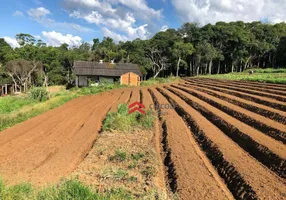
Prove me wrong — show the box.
[173,41,194,76]
[16,34,36,46]
[6,59,42,92]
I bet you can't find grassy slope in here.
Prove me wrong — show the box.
[200,68,286,84]
[0,178,132,200]
[0,84,124,132]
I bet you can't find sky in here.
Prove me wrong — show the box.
[1,0,286,48]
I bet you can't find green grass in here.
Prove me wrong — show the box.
[200,68,286,84]
[0,178,132,200]
[141,76,181,86]
[248,68,286,73]
[102,104,155,132]
[0,96,36,114]
[0,92,77,132]
[109,150,127,162]
[75,84,126,95]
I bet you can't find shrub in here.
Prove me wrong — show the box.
[109,150,127,162]
[29,87,49,102]
[102,104,155,132]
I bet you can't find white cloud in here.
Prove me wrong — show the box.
[64,0,161,41]
[101,27,128,42]
[161,25,168,32]
[3,37,20,48]
[116,0,162,19]
[13,11,24,17]
[27,7,94,33]
[42,31,82,47]
[28,7,50,19]
[171,0,286,25]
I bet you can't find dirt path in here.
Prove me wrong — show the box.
[157,87,286,199]
[0,91,121,185]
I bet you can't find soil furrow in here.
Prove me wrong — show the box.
[172,84,286,144]
[148,88,232,200]
[109,90,131,112]
[128,89,140,103]
[0,92,115,164]
[0,91,121,185]
[178,83,286,125]
[156,87,257,200]
[195,78,286,96]
[157,87,286,200]
[185,79,286,103]
[164,86,286,178]
[0,93,112,159]
[184,81,286,111]
[191,78,286,92]
[0,96,91,146]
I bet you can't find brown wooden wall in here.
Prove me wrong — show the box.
[121,72,140,86]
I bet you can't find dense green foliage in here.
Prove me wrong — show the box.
[0,178,132,200]
[1,22,286,89]
[29,87,49,102]
[103,104,155,132]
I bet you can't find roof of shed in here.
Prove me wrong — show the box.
[73,61,142,76]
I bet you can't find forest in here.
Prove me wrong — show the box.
[1,21,286,87]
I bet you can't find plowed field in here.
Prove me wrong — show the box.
[0,79,285,199]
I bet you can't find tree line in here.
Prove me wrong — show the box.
[1,21,286,88]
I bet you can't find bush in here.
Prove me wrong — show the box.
[102,104,155,132]
[29,87,49,102]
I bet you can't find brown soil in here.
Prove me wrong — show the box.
[186,79,286,104]
[0,78,285,200]
[194,78,286,96]
[174,84,286,142]
[149,88,233,200]
[109,90,131,112]
[0,91,122,185]
[157,87,286,199]
[167,86,286,160]
[71,129,168,199]
[128,88,140,103]
[196,78,286,91]
[184,81,286,111]
[179,83,286,124]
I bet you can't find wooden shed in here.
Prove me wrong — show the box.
[120,72,140,86]
[74,61,142,87]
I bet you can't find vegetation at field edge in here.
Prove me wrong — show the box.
[0,178,132,200]
[200,68,286,84]
[102,103,155,132]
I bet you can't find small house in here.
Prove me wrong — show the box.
[74,61,142,87]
